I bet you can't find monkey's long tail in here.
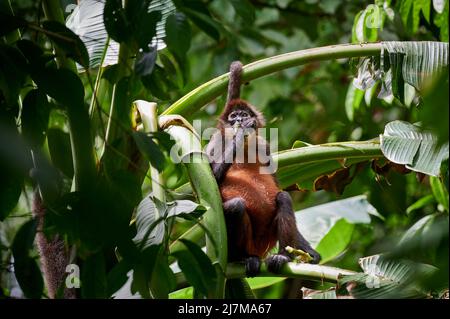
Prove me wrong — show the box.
[226,61,243,106]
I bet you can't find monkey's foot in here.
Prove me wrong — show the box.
[266,254,290,273]
[245,256,261,277]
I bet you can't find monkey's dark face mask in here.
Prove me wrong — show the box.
[227,109,255,129]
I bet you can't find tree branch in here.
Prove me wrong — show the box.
[163,43,382,117]
[175,262,357,288]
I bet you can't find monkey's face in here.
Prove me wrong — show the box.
[227,109,256,130]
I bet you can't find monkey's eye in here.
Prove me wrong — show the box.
[242,112,249,118]
[229,113,236,119]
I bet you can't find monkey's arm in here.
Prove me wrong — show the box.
[207,129,245,183]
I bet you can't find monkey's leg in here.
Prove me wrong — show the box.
[223,197,260,277]
[266,191,321,273]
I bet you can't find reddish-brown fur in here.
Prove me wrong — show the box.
[217,65,279,259]
[214,62,320,268]
[219,135,279,258]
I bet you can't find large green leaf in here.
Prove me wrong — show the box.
[399,214,436,246]
[169,286,193,299]
[380,120,449,176]
[66,0,175,69]
[340,255,437,298]
[296,195,381,251]
[383,41,448,92]
[246,277,286,290]
[315,219,355,263]
[171,239,216,297]
[133,195,206,250]
[352,41,448,106]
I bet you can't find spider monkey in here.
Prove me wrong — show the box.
[206,61,320,276]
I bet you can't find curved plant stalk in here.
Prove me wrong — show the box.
[274,140,382,168]
[227,262,357,283]
[163,43,382,117]
[134,100,165,202]
[175,262,356,287]
[160,117,227,299]
[42,0,96,192]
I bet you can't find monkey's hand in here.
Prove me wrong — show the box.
[211,128,245,182]
[242,117,257,129]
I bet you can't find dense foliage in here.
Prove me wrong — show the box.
[0,0,448,299]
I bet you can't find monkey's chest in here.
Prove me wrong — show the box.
[220,163,279,218]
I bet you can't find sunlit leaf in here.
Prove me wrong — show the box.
[383,41,449,93]
[315,219,355,263]
[380,121,449,176]
[406,195,435,215]
[345,83,364,121]
[246,277,286,290]
[430,176,449,212]
[340,254,437,299]
[67,0,175,69]
[169,286,193,299]
[303,289,338,299]
[296,195,381,249]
